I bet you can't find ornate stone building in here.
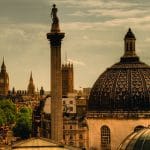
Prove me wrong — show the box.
[63,115,88,149]
[87,29,150,150]
[0,59,9,96]
[27,72,35,96]
[62,63,74,97]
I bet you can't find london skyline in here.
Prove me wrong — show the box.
[0,0,150,91]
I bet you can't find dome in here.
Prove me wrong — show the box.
[118,128,150,150]
[88,29,150,111]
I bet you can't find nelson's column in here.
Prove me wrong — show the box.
[47,4,65,142]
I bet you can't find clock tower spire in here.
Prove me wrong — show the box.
[0,58,9,96]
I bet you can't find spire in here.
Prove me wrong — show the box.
[30,71,33,82]
[51,4,60,32]
[1,57,6,72]
[27,71,35,95]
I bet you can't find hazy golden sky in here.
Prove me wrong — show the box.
[0,0,150,91]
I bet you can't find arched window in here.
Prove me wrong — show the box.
[130,42,132,51]
[101,125,111,150]
[126,42,129,51]
[134,125,144,132]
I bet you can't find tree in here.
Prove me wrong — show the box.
[0,99,16,125]
[13,107,32,139]
[0,108,6,125]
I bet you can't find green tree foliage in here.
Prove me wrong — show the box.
[13,107,32,139]
[0,99,16,125]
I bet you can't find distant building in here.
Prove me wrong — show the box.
[63,96,76,114]
[38,96,88,149]
[0,59,9,96]
[63,115,88,149]
[27,72,35,96]
[40,86,45,97]
[76,97,87,116]
[82,88,91,98]
[62,63,74,97]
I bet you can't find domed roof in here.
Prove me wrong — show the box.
[118,128,150,150]
[88,29,150,111]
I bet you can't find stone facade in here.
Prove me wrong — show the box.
[63,116,88,149]
[87,115,150,150]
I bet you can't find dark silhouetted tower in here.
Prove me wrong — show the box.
[27,72,35,96]
[62,63,74,97]
[0,59,9,96]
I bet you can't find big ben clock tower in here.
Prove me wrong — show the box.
[0,59,9,96]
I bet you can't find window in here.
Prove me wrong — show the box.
[79,142,84,148]
[130,42,132,51]
[126,42,129,51]
[101,125,111,150]
[70,100,73,104]
[134,125,144,132]
[69,107,73,111]
[79,134,83,139]
[70,134,73,140]
[63,134,65,140]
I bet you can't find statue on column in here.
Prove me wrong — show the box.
[51,4,60,32]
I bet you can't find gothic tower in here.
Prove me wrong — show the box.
[47,4,65,142]
[27,72,35,96]
[0,59,9,96]
[62,63,74,97]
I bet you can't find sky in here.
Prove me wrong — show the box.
[0,0,150,91]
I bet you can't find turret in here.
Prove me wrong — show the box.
[121,28,139,62]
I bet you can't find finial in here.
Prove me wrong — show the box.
[1,56,6,71]
[30,71,33,81]
[124,28,136,39]
[51,4,60,32]
[128,28,131,32]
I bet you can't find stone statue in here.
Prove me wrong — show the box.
[50,4,60,32]
[51,4,59,25]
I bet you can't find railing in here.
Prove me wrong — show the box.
[87,111,150,119]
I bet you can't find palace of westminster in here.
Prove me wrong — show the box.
[0,4,150,150]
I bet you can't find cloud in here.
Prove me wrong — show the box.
[88,9,149,18]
